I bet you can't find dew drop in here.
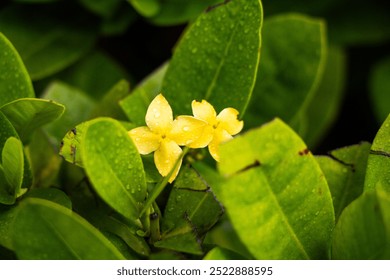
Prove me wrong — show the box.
[191,48,198,54]
[183,126,190,132]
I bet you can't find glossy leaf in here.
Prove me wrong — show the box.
[42,81,95,145]
[0,5,98,80]
[300,46,346,147]
[0,98,65,143]
[2,137,24,196]
[247,14,326,128]
[365,114,390,193]
[81,118,146,223]
[332,190,390,259]
[0,33,34,107]
[120,62,168,126]
[155,166,223,254]
[162,0,262,116]
[217,118,334,259]
[316,142,371,221]
[149,0,221,26]
[0,112,31,197]
[12,198,125,259]
[127,0,160,17]
[370,56,390,124]
[203,247,246,260]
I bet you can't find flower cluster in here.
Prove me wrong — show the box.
[129,94,243,182]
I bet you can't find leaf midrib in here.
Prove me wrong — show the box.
[263,169,311,260]
[204,10,240,100]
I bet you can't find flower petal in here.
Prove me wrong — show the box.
[208,129,233,162]
[145,94,173,134]
[192,99,217,124]
[128,127,160,154]
[170,116,213,148]
[154,139,182,182]
[217,108,244,135]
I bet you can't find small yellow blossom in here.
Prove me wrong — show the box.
[129,94,243,182]
[129,94,192,182]
[177,100,243,161]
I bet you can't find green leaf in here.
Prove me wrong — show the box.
[149,0,221,26]
[332,190,390,259]
[98,216,150,256]
[0,98,65,143]
[0,204,17,250]
[101,4,137,36]
[91,80,129,120]
[299,46,346,147]
[162,0,262,116]
[2,137,24,196]
[12,198,125,259]
[0,112,31,197]
[0,4,98,80]
[204,247,246,260]
[127,0,160,17]
[78,0,122,18]
[217,118,335,259]
[81,118,147,223]
[45,51,130,100]
[365,114,390,193]
[0,33,34,107]
[0,165,14,205]
[25,130,62,188]
[24,188,72,209]
[59,121,89,167]
[204,216,254,259]
[155,166,223,255]
[120,62,168,126]
[316,142,371,221]
[261,0,338,15]
[247,14,326,128]
[370,56,390,124]
[0,112,18,154]
[42,81,95,145]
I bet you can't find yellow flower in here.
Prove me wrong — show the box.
[129,94,190,183]
[177,100,243,161]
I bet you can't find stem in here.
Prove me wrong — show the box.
[139,147,190,217]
